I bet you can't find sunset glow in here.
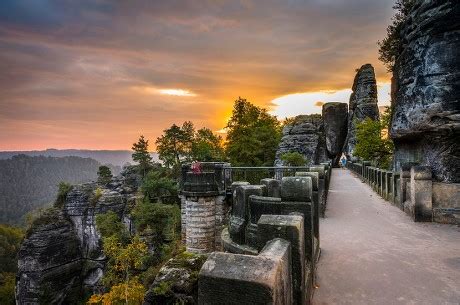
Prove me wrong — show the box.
[0,0,395,150]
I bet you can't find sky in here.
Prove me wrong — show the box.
[0,0,395,151]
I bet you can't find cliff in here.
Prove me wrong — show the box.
[16,166,142,304]
[390,0,460,182]
[274,114,328,166]
[343,64,380,160]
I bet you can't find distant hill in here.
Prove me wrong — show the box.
[0,149,159,167]
[0,155,121,225]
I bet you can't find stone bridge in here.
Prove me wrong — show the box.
[179,162,459,305]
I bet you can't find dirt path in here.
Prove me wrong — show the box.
[313,169,460,305]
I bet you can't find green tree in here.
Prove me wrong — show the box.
[132,135,153,177]
[142,170,178,203]
[225,97,281,166]
[88,235,148,305]
[378,0,415,71]
[280,152,308,166]
[0,272,15,305]
[96,211,129,242]
[354,107,394,169]
[191,127,225,161]
[155,122,195,169]
[97,165,113,185]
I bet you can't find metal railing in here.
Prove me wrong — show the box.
[223,166,311,187]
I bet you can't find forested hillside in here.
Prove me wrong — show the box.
[0,155,113,224]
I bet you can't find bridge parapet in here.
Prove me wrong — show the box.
[178,162,331,305]
[347,161,460,225]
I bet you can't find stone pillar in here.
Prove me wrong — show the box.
[309,166,326,217]
[180,195,186,244]
[392,173,400,204]
[385,171,392,200]
[399,165,411,210]
[260,178,281,197]
[181,163,231,254]
[411,166,433,222]
[295,172,319,242]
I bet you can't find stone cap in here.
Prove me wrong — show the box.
[295,172,319,191]
[411,166,432,180]
[309,166,325,178]
[281,176,312,202]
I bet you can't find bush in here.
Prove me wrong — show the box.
[142,170,178,203]
[95,211,128,241]
[0,224,24,274]
[90,188,103,206]
[54,182,72,207]
[132,202,180,242]
[354,107,394,169]
[280,152,308,166]
[0,272,15,305]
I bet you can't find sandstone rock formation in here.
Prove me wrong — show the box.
[16,166,141,304]
[390,1,460,182]
[322,102,348,166]
[344,64,380,159]
[274,114,328,166]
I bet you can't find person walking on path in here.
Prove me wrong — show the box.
[340,155,347,169]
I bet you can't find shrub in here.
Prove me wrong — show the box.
[280,152,308,166]
[90,188,103,206]
[97,165,113,185]
[54,182,72,207]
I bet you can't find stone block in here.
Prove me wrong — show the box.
[198,239,292,305]
[229,185,265,244]
[258,215,305,305]
[281,176,312,202]
[294,172,319,240]
[248,196,314,262]
[260,178,281,198]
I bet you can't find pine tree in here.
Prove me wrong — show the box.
[97,165,113,185]
[132,135,152,177]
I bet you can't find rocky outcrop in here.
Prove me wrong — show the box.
[143,252,207,305]
[322,102,348,166]
[274,114,328,166]
[16,166,142,304]
[344,64,380,159]
[390,1,460,182]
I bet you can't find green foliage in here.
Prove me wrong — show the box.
[0,224,24,274]
[90,187,103,206]
[132,135,153,177]
[225,97,282,166]
[97,165,113,185]
[0,272,15,305]
[95,211,128,241]
[378,0,415,71]
[156,122,225,172]
[155,122,194,169]
[191,127,225,162]
[280,152,308,166]
[354,107,394,169]
[54,182,73,208]
[132,202,180,243]
[142,170,178,203]
[87,276,146,305]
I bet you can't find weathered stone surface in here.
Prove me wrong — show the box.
[274,114,328,166]
[343,64,380,159]
[260,178,281,198]
[198,239,292,305]
[322,102,348,165]
[280,177,312,202]
[258,215,305,305]
[16,166,141,304]
[390,1,460,183]
[143,252,207,305]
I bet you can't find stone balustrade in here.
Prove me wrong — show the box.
[181,162,332,305]
[347,161,460,225]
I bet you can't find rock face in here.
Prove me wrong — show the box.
[16,166,141,304]
[143,252,207,305]
[344,64,380,159]
[390,1,460,182]
[322,102,348,166]
[274,114,328,166]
